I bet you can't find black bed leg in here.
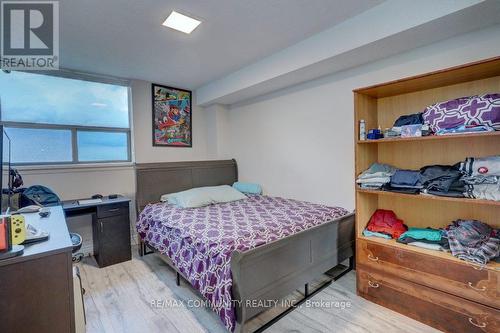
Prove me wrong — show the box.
[139,240,144,257]
[176,272,180,286]
[326,256,355,281]
[140,240,155,256]
[254,279,332,333]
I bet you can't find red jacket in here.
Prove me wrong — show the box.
[366,209,407,239]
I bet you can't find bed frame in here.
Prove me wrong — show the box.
[135,159,355,333]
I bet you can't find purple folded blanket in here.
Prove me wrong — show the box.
[423,94,500,132]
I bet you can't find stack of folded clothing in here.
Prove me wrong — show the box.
[459,155,500,201]
[356,163,396,190]
[444,219,499,265]
[383,127,401,138]
[364,209,407,239]
[394,112,424,127]
[383,112,425,139]
[358,156,500,201]
[362,229,391,239]
[397,227,449,251]
[436,124,495,135]
[383,170,422,194]
[420,165,465,198]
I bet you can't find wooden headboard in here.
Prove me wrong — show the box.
[135,159,238,213]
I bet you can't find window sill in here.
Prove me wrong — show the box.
[11,162,135,174]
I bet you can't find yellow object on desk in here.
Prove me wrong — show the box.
[10,215,26,245]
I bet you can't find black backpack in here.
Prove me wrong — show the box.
[20,185,61,207]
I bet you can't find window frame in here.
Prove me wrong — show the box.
[0,69,133,166]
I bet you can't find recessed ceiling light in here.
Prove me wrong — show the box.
[162,11,201,34]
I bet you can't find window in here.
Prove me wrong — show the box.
[4,127,73,164]
[0,71,131,165]
[77,131,129,162]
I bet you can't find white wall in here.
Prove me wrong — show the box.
[204,104,231,159]
[223,25,500,211]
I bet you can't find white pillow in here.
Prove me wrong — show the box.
[160,185,247,208]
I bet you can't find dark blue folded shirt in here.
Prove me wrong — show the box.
[393,113,424,126]
[390,170,422,188]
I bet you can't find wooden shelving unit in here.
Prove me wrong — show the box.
[354,56,500,332]
[354,57,500,234]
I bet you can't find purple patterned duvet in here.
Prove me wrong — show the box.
[137,195,349,332]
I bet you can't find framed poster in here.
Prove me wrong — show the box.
[152,84,192,147]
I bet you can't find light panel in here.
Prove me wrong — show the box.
[162,11,201,34]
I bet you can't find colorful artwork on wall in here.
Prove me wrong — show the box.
[152,84,192,147]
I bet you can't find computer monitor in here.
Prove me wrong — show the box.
[1,125,12,213]
[0,125,3,213]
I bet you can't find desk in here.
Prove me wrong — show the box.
[0,206,75,333]
[63,196,131,268]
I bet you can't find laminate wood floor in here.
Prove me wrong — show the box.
[78,249,440,333]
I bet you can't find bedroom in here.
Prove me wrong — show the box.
[0,1,499,333]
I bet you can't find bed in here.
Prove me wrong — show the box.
[135,159,355,333]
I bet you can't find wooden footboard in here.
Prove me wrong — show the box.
[230,212,355,332]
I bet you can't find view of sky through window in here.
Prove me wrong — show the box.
[0,71,130,164]
[0,71,129,128]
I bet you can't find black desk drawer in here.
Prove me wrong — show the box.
[97,202,129,218]
[93,214,131,267]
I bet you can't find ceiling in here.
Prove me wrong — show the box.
[196,0,500,106]
[59,0,384,89]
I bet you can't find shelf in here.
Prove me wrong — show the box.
[359,236,500,272]
[356,188,500,207]
[357,131,500,144]
[354,56,500,98]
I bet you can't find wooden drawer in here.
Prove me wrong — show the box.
[96,202,129,218]
[357,238,500,309]
[357,267,500,333]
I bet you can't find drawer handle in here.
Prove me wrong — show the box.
[467,282,486,292]
[468,318,486,328]
[368,254,379,262]
[368,280,379,288]
[108,208,120,212]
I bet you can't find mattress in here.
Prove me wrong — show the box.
[137,195,349,332]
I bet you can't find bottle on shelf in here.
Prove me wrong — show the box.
[359,119,366,141]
